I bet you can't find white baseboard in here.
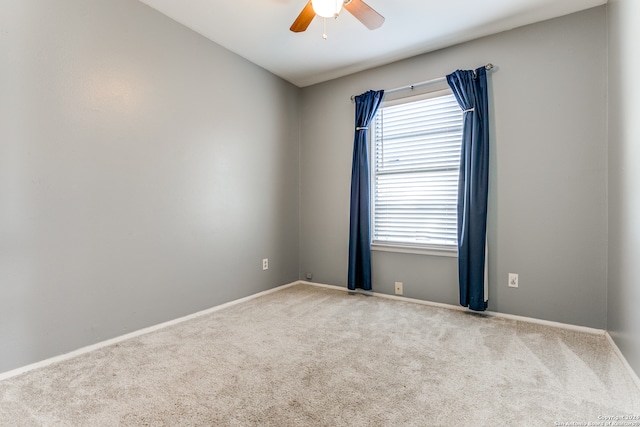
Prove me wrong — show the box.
[300,280,605,335]
[301,280,469,310]
[483,310,605,335]
[605,332,640,392]
[0,282,299,382]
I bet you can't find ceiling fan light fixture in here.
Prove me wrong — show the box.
[311,0,343,18]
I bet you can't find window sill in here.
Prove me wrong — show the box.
[371,243,458,258]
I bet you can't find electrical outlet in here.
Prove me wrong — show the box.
[508,273,518,288]
[262,258,269,270]
[394,281,403,295]
[305,272,313,280]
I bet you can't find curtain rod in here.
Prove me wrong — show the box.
[350,63,494,101]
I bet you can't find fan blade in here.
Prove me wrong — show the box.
[290,1,315,32]
[344,0,385,30]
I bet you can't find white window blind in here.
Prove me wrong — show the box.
[372,91,463,248]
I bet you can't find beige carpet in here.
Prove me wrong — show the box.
[1,284,639,426]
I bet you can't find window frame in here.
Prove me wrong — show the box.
[369,87,462,258]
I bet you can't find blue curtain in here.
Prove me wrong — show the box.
[348,90,384,291]
[447,67,489,311]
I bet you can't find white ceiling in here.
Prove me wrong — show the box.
[138,0,606,87]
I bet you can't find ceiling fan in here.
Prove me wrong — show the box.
[290,0,385,33]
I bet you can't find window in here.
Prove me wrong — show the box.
[371,89,463,253]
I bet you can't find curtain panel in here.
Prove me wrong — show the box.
[446,67,490,311]
[348,90,384,291]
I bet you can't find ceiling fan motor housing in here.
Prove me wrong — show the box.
[290,0,384,33]
[312,0,343,18]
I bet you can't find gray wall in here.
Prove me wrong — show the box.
[300,7,608,329]
[607,0,640,376]
[0,0,300,373]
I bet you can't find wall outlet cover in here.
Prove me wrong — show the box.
[394,281,403,295]
[508,273,518,288]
